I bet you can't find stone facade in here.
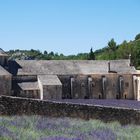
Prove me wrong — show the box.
[57,74,134,100]
[0,75,11,96]
[1,96,140,125]
[18,82,40,99]
[38,75,62,100]
[134,72,140,101]
[0,66,11,96]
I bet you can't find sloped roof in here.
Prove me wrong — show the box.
[109,60,136,74]
[0,48,8,56]
[0,65,11,76]
[18,82,39,90]
[15,59,136,75]
[38,75,62,85]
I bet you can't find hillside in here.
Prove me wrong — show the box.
[7,49,89,61]
[6,33,140,69]
[95,36,140,69]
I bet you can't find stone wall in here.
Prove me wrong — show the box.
[18,90,40,99]
[38,75,62,100]
[58,75,71,98]
[0,56,8,67]
[0,75,11,96]
[0,95,140,125]
[59,74,134,99]
[123,74,134,99]
[43,85,62,100]
[11,73,135,100]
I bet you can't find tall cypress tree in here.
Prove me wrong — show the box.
[89,48,95,60]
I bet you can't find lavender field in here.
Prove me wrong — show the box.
[0,116,140,140]
[54,99,140,110]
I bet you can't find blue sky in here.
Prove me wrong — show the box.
[0,0,140,55]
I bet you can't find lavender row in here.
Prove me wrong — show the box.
[53,99,140,109]
[0,116,140,140]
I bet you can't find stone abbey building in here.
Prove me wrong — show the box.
[0,48,140,101]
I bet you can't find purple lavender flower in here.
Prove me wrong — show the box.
[36,119,58,130]
[55,99,140,109]
[88,128,116,140]
[0,126,16,139]
[40,136,81,140]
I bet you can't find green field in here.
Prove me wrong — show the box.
[0,116,140,140]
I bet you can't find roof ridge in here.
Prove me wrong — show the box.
[0,65,11,75]
[0,48,8,56]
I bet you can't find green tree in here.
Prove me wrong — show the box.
[108,38,117,51]
[89,48,95,60]
[107,38,117,59]
[49,51,54,56]
[132,40,140,68]
[44,50,48,55]
[135,33,140,40]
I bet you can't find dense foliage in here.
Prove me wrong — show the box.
[1,116,140,140]
[7,33,140,69]
[94,33,140,69]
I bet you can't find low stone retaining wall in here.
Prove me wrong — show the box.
[0,95,140,125]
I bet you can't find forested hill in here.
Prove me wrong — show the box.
[95,33,140,69]
[7,33,140,69]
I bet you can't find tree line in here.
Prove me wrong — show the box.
[7,33,140,69]
[7,47,95,60]
[95,33,140,69]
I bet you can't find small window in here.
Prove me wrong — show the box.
[92,82,95,87]
[125,82,129,87]
[81,82,85,87]
[124,94,127,99]
[84,96,88,99]
[116,95,119,99]
[99,95,101,99]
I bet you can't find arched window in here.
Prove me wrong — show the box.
[124,94,127,99]
[81,82,85,87]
